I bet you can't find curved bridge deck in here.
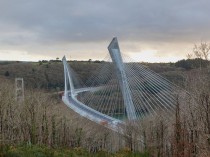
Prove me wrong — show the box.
[62,90,123,131]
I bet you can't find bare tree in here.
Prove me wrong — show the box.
[193,42,210,60]
[186,53,193,59]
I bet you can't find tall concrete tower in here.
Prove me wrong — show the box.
[108,37,137,120]
[62,56,75,97]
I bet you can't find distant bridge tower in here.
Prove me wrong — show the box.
[62,56,75,97]
[108,37,137,120]
[15,78,24,102]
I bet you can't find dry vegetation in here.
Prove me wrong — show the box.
[0,80,150,156]
[0,43,210,156]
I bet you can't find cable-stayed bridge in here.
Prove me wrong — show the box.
[62,37,189,132]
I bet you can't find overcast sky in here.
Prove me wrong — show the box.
[0,0,210,62]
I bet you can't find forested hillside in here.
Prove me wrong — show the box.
[0,60,188,91]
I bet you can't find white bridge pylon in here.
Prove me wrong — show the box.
[63,56,75,97]
[108,37,137,120]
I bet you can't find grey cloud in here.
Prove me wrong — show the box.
[0,0,210,60]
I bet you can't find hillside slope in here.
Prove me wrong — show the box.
[0,61,188,91]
